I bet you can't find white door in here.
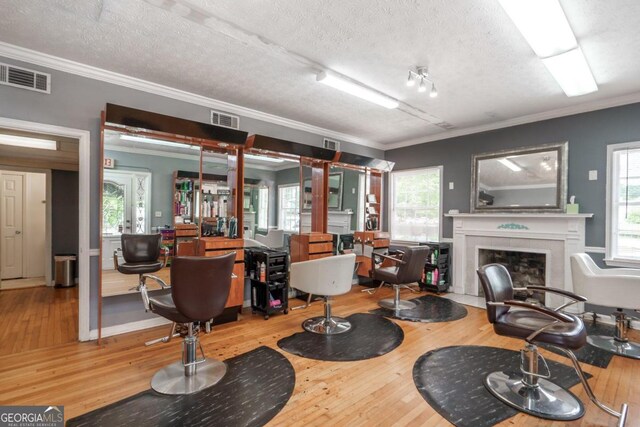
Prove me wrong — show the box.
[1,173,24,279]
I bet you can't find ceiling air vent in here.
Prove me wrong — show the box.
[0,63,51,94]
[210,110,240,130]
[323,138,340,151]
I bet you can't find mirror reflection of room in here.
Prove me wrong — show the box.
[101,130,202,296]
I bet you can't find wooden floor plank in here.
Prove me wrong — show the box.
[0,285,637,426]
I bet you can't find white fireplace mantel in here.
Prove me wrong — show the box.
[446,213,593,308]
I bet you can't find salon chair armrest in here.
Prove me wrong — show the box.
[513,285,587,312]
[374,252,407,265]
[488,300,575,323]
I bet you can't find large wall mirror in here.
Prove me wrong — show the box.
[471,142,568,213]
[101,130,202,297]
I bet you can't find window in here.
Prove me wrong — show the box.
[278,184,299,232]
[102,170,151,235]
[102,181,126,235]
[607,142,640,265]
[390,167,442,242]
[258,187,269,229]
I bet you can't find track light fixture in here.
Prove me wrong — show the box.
[407,66,437,98]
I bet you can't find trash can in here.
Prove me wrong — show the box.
[54,255,76,288]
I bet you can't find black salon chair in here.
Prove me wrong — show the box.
[370,246,430,310]
[114,234,173,344]
[114,233,169,304]
[146,253,235,395]
[477,263,628,426]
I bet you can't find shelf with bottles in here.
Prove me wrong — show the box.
[418,242,450,293]
[364,193,381,231]
[246,247,289,320]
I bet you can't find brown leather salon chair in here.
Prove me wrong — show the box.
[146,252,235,395]
[114,233,169,309]
[477,263,628,426]
[370,246,430,311]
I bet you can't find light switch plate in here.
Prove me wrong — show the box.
[589,170,598,181]
[449,182,454,190]
[155,211,162,218]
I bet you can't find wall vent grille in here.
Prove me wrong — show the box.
[323,138,340,151]
[210,110,240,129]
[0,63,51,94]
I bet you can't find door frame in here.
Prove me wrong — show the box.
[0,168,52,285]
[0,117,91,341]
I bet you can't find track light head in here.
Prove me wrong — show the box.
[418,78,427,93]
[429,83,438,98]
[406,71,415,87]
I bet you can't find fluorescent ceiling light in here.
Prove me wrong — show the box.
[0,134,57,150]
[498,0,577,58]
[120,134,199,150]
[316,71,399,109]
[541,48,598,97]
[498,158,522,172]
[245,153,284,163]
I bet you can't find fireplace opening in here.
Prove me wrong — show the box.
[478,248,546,304]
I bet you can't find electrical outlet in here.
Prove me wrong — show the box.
[352,188,356,194]
[449,182,454,190]
[589,170,598,181]
[155,211,162,218]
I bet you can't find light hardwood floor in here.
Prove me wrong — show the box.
[0,286,637,426]
[0,286,78,356]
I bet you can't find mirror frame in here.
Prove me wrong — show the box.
[470,141,568,213]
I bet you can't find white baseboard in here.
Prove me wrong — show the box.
[243,299,251,308]
[89,317,171,340]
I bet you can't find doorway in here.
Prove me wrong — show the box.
[1,170,48,288]
[0,128,80,355]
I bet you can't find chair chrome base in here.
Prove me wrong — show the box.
[378,284,417,311]
[301,296,351,335]
[588,335,640,360]
[303,316,351,335]
[379,298,416,311]
[484,371,584,421]
[151,359,227,395]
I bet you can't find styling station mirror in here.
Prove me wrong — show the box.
[471,142,568,213]
[101,130,201,299]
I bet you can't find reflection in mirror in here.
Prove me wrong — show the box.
[244,152,299,248]
[200,148,235,237]
[471,142,567,212]
[101,130,201,296]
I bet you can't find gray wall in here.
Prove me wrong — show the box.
[51,170,79,276]
[384,101,640,249]
[0,54,382,330]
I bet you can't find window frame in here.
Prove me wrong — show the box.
[606,140,640,267]
[389,166,443,243]
[278,183,300,232]
[257,186,269,230]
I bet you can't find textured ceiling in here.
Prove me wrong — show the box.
[2,0,640,147]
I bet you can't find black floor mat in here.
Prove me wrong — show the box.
[277,313,403,361]
[540,320,616,368]
[370,294,468,322]
[413,345,589,427]
[67,346,294,427]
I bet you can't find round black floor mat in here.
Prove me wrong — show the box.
[370,294,468,322]
[277,313,404,361]
[67,346,294,427]
[413,345,588,427]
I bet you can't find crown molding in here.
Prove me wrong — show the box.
[386,91,640,150]
[0,42,386,150]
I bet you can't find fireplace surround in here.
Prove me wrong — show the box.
[445,213,592,309]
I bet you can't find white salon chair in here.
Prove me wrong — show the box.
[570,253,640,359]
[255,229,285,248]
[290,254,356,335]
